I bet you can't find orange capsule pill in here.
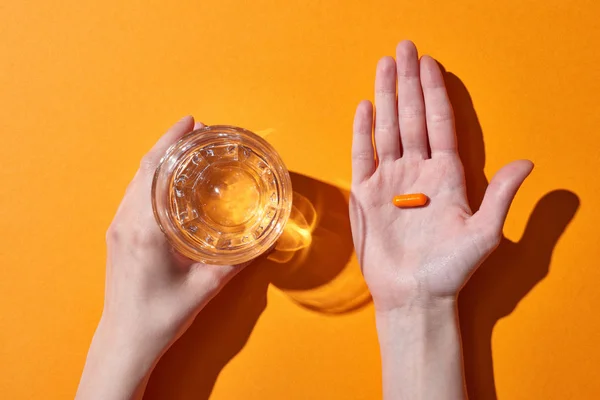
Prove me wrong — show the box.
[393,193,428,208]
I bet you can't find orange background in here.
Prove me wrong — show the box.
[1,0,599,399]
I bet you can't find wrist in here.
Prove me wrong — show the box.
[76,321,164,400]
[375,295,457,317]
[372,285,458,315]
[375,297,457,339]
[88,324,160,380]
[93,316,167,365]
[374,298,465,399]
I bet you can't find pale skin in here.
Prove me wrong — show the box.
[350,41,532,399]
[77,41,532,399]
[76,116,247,400]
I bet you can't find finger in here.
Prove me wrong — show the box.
[469,160,534,244]
[194,121,205,130]
[186,262,248,300]
[396,41,428,158]
[352,100,375,184]
[420,56,457,156]
[140,115,196,174]
[113,116,197,235]
[374,57,401,160]
[124,116,196,222]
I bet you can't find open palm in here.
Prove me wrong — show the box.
[350,41,533,311]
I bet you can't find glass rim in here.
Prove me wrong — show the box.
[151,125,292,265]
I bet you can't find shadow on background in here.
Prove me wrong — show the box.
[144,172,371,399]
[143,72,578,400]
[263,173,371,314]
[444,72,580,399]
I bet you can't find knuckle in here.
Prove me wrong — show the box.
[375,121,397,133]
[422,80,444,90]
[377,57,396,74]
[131,226,162,247]
[139,154,157,174]
[352,151,374,162]
[397,68,418,78]
[475,225,502,253]
[486,229,502,249]
[398,105,425,119]
[106,221,162,248]
[105,222,122,244]
[375,89,396,98]
[428,108,454,123]
[396,68,409,77]
[202,274,223,293]
[124,179,136,195]
[353,125,372,136]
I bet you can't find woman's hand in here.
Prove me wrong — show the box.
[350,40,533,399]
[77,116,246,400]
[350,41,533,312]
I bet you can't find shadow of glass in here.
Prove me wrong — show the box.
[144,172,371,399]
[262,172,372,314]
[444,71,581,399]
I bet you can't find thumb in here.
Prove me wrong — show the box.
[469,160,534,240]
[185,262,250,301]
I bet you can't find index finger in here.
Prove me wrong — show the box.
[139,115,198,175]
[116,116,199,224]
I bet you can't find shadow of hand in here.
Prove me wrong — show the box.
[445,72,580,399]
[460,190,579,399]
[144,172,371,399]
[144,262,271,399]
